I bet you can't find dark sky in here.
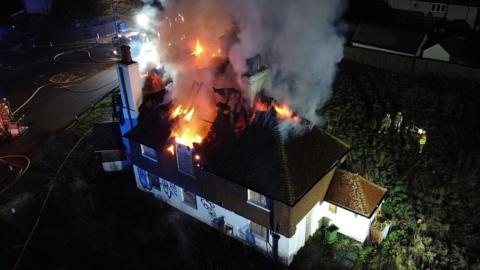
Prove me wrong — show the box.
[1,0,23,24]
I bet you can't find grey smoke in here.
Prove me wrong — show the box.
[137,0,346,140]
[229,0,347,135]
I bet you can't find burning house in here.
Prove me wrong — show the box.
[109,42,388,264]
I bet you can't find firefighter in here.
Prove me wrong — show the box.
[393,111,403,133]
[418,131,427,154]
[378,113,391,134]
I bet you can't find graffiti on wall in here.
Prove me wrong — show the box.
[201,198,216,219]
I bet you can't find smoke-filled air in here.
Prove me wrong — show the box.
[134,0,346,141]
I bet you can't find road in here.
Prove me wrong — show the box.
[0,41,119,189]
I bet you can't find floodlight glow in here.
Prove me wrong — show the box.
[136,13,150,29]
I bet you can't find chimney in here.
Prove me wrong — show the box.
[243,55,271,101]
[120,45,133,64]
[117,45,143,135]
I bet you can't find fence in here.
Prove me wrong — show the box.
[343,45,480,80]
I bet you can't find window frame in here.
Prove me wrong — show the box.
[328,203,337,214]
[182,189,197,209]
[250,221,268,240]
[431,3,446,13]
[140,144,157,162]
[247,189,270,212]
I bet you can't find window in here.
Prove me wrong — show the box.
[431,3,446,13]
[328,203,337,214]
[250,221,268,239]
[247,189,268,210]
[182,190,197,208]
[141,144,157,161]
[149,172,160,189]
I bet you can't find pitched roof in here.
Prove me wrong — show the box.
[325,170,387,218]
[203,122,350,206]
[352,23,426,55]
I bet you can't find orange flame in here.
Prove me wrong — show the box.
[274,104,294,118]
[170,105,184,119]
[173,129,203,148]
[184,108,195,121]
[169,104,205,149]
[191,40,204,56]
[166,144,175,155]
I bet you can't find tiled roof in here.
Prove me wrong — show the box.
[203,121,350,206]
[325,170,387,217]
[352,23,426,55]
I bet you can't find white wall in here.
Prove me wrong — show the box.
[132,165,380,264]
[132,165,302,265]
[316,202,373,242]
[385,0,479,28]
[422,44,450,61]
[446,5,478,28]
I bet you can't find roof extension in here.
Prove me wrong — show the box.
[325,170,387,218]
[352,23,426,56]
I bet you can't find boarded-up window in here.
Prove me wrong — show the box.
[250,221,268,239]
[176,144,194,177]
[141,144,157,161]
[247,189,268,209]
[329,204,337,214]
[149,172,160,189]
[182,190,197,208]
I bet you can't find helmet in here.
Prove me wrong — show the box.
[397,111,402,115]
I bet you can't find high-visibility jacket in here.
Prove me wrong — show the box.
[419,136,427,145]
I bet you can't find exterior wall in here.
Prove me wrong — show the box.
[317,202,375,243]
[132,164,304,265]
[385,0,479,28]
[117,62,142,136]
[446,5,478,27]
[128,140,294,237]
[422,44,450,61]
[344,45,480,79]
[290,167,337,232]
[102,161,129,172]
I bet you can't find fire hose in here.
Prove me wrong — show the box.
[0,154,31,195]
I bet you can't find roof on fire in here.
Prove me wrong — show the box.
[325,170,387,218]
[204,122,350,206]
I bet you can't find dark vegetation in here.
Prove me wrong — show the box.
[306,61,480,269]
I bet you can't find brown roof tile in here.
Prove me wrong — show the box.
[325,170,387,217]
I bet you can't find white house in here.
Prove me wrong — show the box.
[384,0,480,30]
[112,46,389,265]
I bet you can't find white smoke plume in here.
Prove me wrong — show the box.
[229,0,347,128]
[136,0,346,139]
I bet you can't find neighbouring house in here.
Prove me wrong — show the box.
[383,0,480,31]
[111,46,388,265]
[422,36,476,65]
[351,23,428,57]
